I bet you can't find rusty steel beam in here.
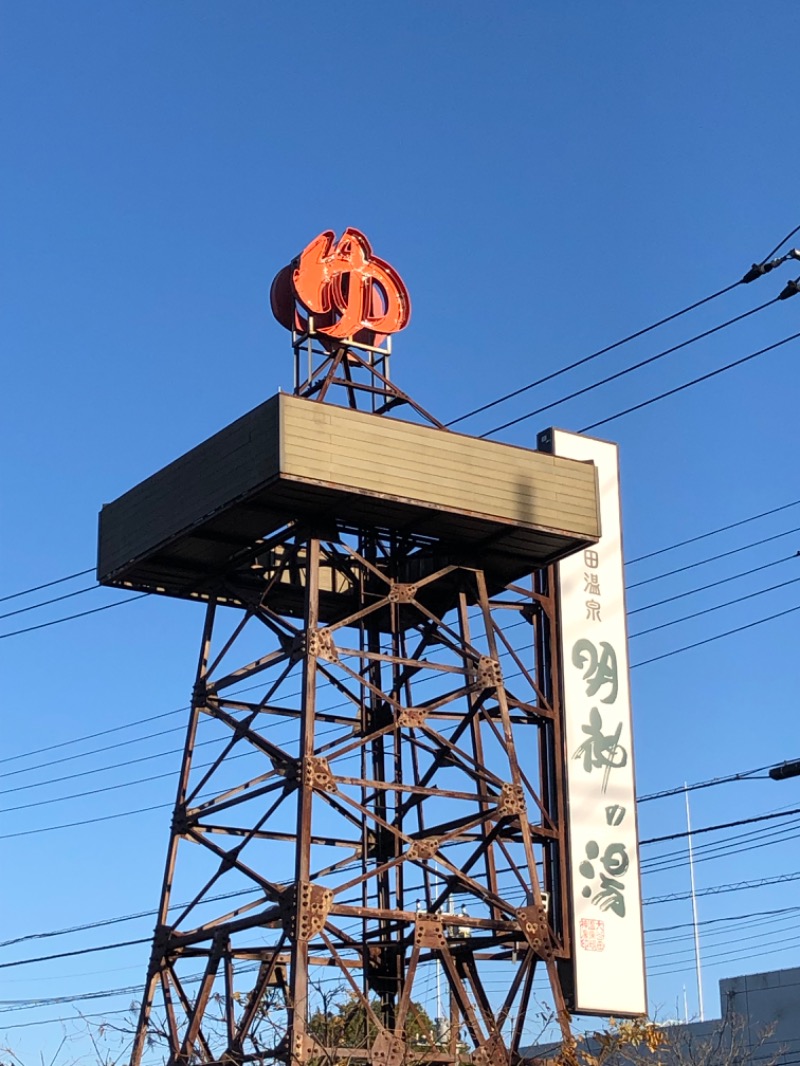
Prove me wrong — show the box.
[129,521,573,1065]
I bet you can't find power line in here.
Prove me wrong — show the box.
[759,222,800,264]
[646,918,800,962]
[6,257,800,1021]
[641,806,800,846]
[0,528,796,841]
[7,895,796,976]
[0,828,793,1012]
[626,498,800,565]
[641,817,800,873]
[0,1007,132,1031]
[1,490,794,655]
[644,868,800,905]
[627,525,800,589]
[648,932,800,977]
[0,738,199,797]
[629,573,800,639]
[2,900,798,1018]
[0,885,257,949]
[0,704,188,766]
[0,668,295,770]
[638,762,776,803]
[5,228,799,636]
[641,804,800,861]
[0,672,363,793]
[0,721,326,810]
[4,525,791,773]
[0,722,189,783]
[0,583,97,621]
[0,801,171,840]
[0,669,792,838]
[0,562,792,805]
[1,518,793,785]
[630,601,800,669]
[0,937,149,971]
[0,719,349,835]
[0,959,267,1016]
[1,861,797,983]
[645,903,800,936]
[580,328,800,433]
[446,280,743,429]
[629,553,795,615]
[0,567,94,605]
[0,593,148,640]
[0,765,189,813]
[0,981,145,1012]
[0,711,296,796]
[0,736,284,810]
[1,339,794,645]
[480,297,777,438]
[2,864,797,977]
[0,618,786,853]
[447,221,799,432]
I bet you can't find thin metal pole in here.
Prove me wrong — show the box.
[684,783,705,1021]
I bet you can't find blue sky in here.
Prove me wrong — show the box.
[2,1,800,1058]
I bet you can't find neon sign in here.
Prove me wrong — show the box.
[271,228,411,343]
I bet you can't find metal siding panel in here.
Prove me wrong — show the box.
[99,397,280,578]
[279,395,599,538]
[99,395,600,593]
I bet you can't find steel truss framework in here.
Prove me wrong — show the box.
[130,523,574,1066]
[290,324,444,425]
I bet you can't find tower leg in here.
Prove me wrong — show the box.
[130,528,575,1063]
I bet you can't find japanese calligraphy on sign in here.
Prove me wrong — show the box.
[538,427,646,1018]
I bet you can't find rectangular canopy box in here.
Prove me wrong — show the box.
[97,393,600,602]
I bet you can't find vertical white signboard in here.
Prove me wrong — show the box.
[538,428,646,1017]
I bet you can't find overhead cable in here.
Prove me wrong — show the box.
[480,297,777,438]
[444,280,743,429]
[645,903,800,936]
[0,1008,132,1032]
[649,933,800,977]
[0,556,793,802]
[0,886,256,949]
[4,571,797,801]
[447,221,800,431]
[630,601,800,668]
[757,223,800,264]
[6,226,800,618]
[629,553,796,614]
[0,704,188,766]
[7,521,795,770]
[641,818,800,872]
[0,584,97,622]
[630,572,800,639]
[0,937,149,971]
[638,762,776,803]
[641,805,800,846]
[626,498,800,565]
[647,919,800,962]
[580,328,800,433]
[0,593,148,641]
[0,567,94,605]
[627,525,800,589]
[644,868,800,905]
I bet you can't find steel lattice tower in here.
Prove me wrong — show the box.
[100,324,601,1065]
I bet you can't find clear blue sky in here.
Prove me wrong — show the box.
[2,2,800,1058]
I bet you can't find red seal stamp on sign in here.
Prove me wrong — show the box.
[579,918,605,952]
